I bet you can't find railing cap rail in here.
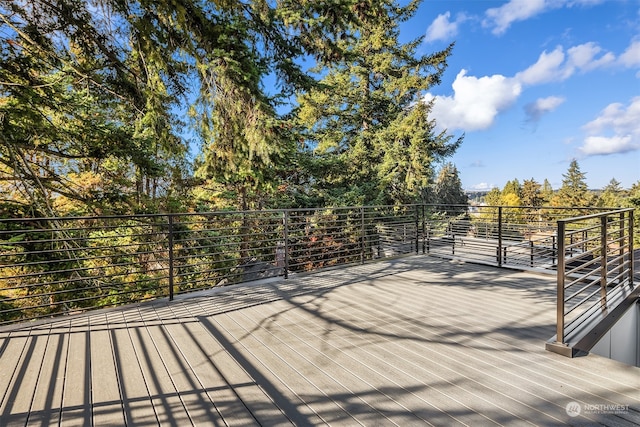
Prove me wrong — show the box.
[556,207,634,224]
[0,204,616,223]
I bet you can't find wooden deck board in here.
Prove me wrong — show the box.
[244,298,498,427]
[212,309,340,425]
[127,319,193,426]
[110,311,159,426]
[89,316,126,427]
[0,256,638,426]
[216,306,432,426]
[26,322,67,427]
[260,277,561,426]
[0,332,29,426]
[215,304,368,426]
[142,316,220,426]
[60,318,92,427]
[160,314,262,425]
[3,330,49,427]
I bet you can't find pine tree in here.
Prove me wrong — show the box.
[502,179,522,199]
[484,188,502,206]
[552,160,594,208]
[295,0,461,206]
[521,179,543,207]
[432,163,468,212]
[0,0,197,215]
[541,179,554,204]
[2,0,384,213]
[597,178,624,208]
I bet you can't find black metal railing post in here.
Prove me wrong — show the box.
[600,216,608,311]
[497,207,503,267]
[414,205,419,254]
[361,207,366,264]
[451,227,456,255]
[619,211,625,286]
[629,210,634,287]
[556,220,566,344]
[425,204,431,254]
[530,240,534,267]
[421,204,426,254]
[168,214,174,301]
[283,210,290,279]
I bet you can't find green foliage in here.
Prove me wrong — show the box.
[551,160,595,209]
[502,179,521,199]
[542,179,554,203]
[0,0,191,216]
[597,178,624,208]
[484,188,502,206]
[429,163,468,213]
[295,0,461,206]
[521,179,544,207]
[1,0,462,214]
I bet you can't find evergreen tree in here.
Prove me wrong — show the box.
[295,0,461,206]
[521,179,543,207]
[484,187,502,206]
[1,0,372,214]
[597,178,624,208]
[0,2,174,215]
[628,181,640,205]
[502,179,522,199]
[552,160,594,208]
[431,163,468,211]
[541,179,554,204]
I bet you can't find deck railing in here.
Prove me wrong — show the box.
[546,208,638,357]
[0,204,617,325]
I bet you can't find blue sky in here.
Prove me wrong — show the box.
[404,0,640,191]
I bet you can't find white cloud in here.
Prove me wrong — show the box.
[566,0,607,6]
[470,182,495,191]
[425,12,466,43]
[515,47,569,85]
[483,0,549,35]
[424,37,634,134]
[619,40,640,67]
[580,135,637,155]
[515,43,615,86]
[424,70,521,131]
[567,42,616,71]
[483,0,606,35]
[524,96,566,123]
[579,97,640,156]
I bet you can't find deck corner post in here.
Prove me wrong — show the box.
[629,210,634,287]
[556,220,566,345]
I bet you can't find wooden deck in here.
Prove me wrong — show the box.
[1,256,639,426]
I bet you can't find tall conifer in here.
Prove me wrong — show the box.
[296,0,462,206]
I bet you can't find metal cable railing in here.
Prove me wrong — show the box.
[0,204,624,325]
[422,205,605,268]
[546,208,637,356]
